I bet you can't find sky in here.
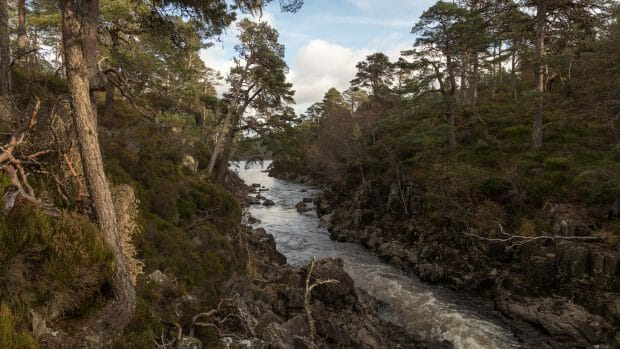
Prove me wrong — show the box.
[199,0,437,114]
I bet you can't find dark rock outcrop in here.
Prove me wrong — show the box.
[317,190,620,348]
[220,227,452,348]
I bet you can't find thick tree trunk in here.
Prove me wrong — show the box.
[460,52,468,103]
[17,0,27,56]
[471,52,478,112]
[532,4,546,150]
[215,130,236,183]
[446,53,457,152]
[207,109,234,175]
[60,0,135,324]
[0,0,11,98]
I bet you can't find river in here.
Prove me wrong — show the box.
[235,161,522,349]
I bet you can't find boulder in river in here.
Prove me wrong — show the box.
[295,201,312,213]
[263,199,276,206]
[246,196,261,205]
[302,197,313,203]
[252,183,261,188]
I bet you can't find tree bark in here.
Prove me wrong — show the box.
[0,0,11,98]
[215,129,236,183]
[446,52,457,152]
[460,52,468,103]
[17,0,27,56]
[446,96,457,152]
[207,108,234,175]
[532,3,546,150]
[60,0,135,324]
[103,82,115,118]
[471,52,478,112]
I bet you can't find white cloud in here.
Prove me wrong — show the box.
[288,39,370,113]
[199,45,234,95]
[289,36,411,113]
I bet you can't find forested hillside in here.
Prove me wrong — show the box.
[265,0,620,347]
[0,0,619,348]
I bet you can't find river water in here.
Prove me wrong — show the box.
[235,161,522,349]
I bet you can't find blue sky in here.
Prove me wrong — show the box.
[200,0,437,113]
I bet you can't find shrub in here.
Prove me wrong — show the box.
[0,304,36,349]
[478,177,512,202]
[0,205,114,317]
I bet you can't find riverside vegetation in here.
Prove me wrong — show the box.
[0,0,618,348]
[1,0,411,348]
[264,1,620,348]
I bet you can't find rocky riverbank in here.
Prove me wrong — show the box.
[215,174,451,348]
[315,191,620,348]
[218,225,452,348]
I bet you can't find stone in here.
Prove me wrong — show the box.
[311,258,357,306]
[319,213,333,228]
[258,310,282,328]
[302,197,313,203]
[181,155,198,173]
[148,270,171,285]
[282,315,307,337]
[295,201,312,213]
[246,196,261,205]
[178,336,202,349]
[263,199,276,206]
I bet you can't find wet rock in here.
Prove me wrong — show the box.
[252,183,261,188]
[311,258,357,306]
[302,197,313,203]
[257,310,282,328]
[259,322,293,349]
[497,293,614,346]
[246,196,261,205]
[300,189,307,192]
[247,215,261,224]
[282,315,308,337]
[559,244,591,278]
[263,199,275,206]
[247,228,286,265]
[319,213,332,228]
[295,201,312,213]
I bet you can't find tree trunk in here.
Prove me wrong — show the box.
[460,52,468,103]
[446,52,457,151]
[532,3,546,150]
[215,129,236,183]
[103,82,115,118]
[0,0,11,98]
[17,0,27,57]
[512,40,518,101]
[207,109,234,175]
[446,96,457,152]
[471,52,478,112]
[60,0,135,324]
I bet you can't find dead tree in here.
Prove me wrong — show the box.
[0,98,54,213]
[464,221,605,250]
[304,257,339,349]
